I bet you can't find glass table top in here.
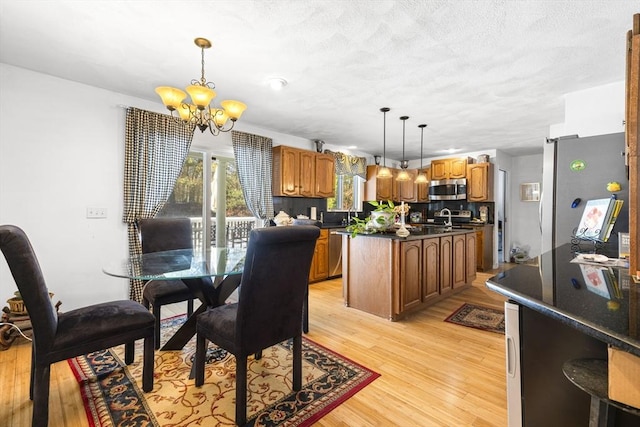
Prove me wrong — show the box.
[102,247,246,281]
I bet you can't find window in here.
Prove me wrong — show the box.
[327,174,364,212]
[159,152,255,249]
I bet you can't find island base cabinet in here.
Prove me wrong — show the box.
[343,231,474,321]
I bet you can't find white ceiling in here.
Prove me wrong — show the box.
[1,1,637,160]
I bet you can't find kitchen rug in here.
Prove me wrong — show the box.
[444,303,505,334]
[68,315,379,426]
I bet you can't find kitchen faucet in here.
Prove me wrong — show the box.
[440,208,453,227]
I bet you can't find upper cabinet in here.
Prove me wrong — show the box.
[430,157,468,180]
[272,145,335,198]
[365,165,394,201]
[394,169,418,202]
[467,162,494,202]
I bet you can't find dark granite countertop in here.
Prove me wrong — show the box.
[486,243,640,356]
[334,224,474,240]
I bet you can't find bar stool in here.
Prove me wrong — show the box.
[562,358,640,427]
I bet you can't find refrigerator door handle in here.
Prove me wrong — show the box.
[507,336,516,377]
[538,190,543,234]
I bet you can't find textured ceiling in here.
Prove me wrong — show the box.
[1,1,637,160]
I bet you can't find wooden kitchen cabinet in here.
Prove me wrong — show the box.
[365,165,394,201]
[416,168,430,202]
[343,231,474,320]
[430,157,468,180]
[475,225,494,271]
[315,153,335,197]
[465,232,477,283]
[467,162,494,202]
[309,228,329,283]
[439,236,452,294]
[393,169,418,202]
[272,145,335,198]
[452,234,467,289]
[422,237,440,302]
[399,240,422,312]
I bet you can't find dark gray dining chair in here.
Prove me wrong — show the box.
[0,225,155,427]
[139,217,196,349]
[194,225,320,426]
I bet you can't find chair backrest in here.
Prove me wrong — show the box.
[139,218,193,253]
[0,225,58,352]
[236,225,320,354]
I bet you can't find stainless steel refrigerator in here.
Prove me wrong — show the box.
[541,132,629,253]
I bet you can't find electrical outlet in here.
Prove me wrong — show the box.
[86,207,107,218]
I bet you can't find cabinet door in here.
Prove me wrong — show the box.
[309,230,329,282]
[280,147,300,196]
[299,150,315,197]
[417,168,430,202]
[314,154,335,197]
[440,236,452,294]
[422,237,439,301]
[467,163,493,202]
[395,169,418,201]
[399,240,422,312]
[475,230,484,271]
[466,232,477,283]
[452,234,466,288]
[364,165,394,201]
[430,160,449,180]
[449,158,468,178]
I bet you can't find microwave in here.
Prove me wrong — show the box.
[428,178,467,200]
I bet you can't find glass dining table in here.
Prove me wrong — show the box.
[103,247,246,351]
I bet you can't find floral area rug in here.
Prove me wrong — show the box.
[444,303,505,334]
[68,315,379,426]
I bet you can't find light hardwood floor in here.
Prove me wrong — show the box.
[0,270,509,426]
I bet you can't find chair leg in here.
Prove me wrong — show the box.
[236,356,248,426]
[153,304,161,350]
[142,334,154,392]
[29,342,35,400]
[195,333,207,387]
[32,362,51,427]
[293,334,302,391]
[124,341,135,365]
[187,298,194,317]
[303,288,309,333]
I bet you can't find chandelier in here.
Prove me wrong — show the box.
[395,116,411,181]
[155,38,247,135]
[415,124,428,183]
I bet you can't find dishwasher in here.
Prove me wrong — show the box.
[328,230,343,278]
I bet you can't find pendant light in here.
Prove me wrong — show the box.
[376,107,393,179]
[395,116,411,181]
[415,124,428,183]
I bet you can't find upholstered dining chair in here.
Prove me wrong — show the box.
[139,217,196,349]
[0,225,154,427]
[194,225,320,426]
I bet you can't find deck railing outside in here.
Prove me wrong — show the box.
[190,217,257,248]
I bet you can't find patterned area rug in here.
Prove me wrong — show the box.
[444,303,505,334]
[68,315,379,426]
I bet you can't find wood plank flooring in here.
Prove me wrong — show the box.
[0,270,509,426]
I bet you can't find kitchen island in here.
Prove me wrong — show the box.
[340,226,477,320]
[486,243,639,426]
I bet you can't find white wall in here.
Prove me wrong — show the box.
[0,63,337,310]
[508,154,544,258]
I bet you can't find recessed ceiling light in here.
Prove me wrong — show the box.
[268,78,288,90]
[441,148,460,154]
[347,145,357,149]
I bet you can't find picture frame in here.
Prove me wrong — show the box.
[520,182,540,202]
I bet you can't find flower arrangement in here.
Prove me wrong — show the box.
[345,200,410,238]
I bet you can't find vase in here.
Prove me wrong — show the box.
[396,214,410,237]
[369,211,395,230]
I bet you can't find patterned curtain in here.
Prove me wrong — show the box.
[123,107,195,302]
[231,131,274,227]
[325,150,367,178]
